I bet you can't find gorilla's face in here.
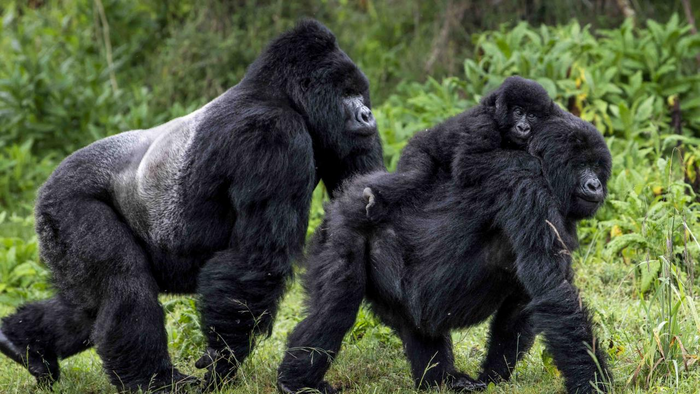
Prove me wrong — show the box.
[486,76,556,149]
[529,115,611,220]
[251,19,379,159]
[568,157,609,219]
[504,105,542,147]
[301,51,379,157]
[343,95,376,136]
[559,128,611,220]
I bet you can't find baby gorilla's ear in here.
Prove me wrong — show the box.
[546,99,561,117]
[480,80,513,128]
[493,92,511,128]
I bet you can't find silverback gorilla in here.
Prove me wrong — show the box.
[277,113,612,393]
[0,20,383,392]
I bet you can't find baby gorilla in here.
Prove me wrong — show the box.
[363,76,560,221]
[278,113,612,394]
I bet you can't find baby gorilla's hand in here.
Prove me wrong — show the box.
[363,187,389,223]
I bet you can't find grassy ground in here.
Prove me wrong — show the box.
[1,253,699,394]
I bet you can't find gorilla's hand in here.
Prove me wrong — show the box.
[447,372,488,392]
[195,347,238,391]
[150,370,200,394]
[277,379,341,394]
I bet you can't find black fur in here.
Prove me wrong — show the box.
[277,112,613,394]
[364,76,559,221]
[0,19,383,392]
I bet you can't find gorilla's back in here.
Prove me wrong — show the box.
[112,114,199,248]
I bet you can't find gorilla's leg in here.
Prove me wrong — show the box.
[196,250,289,390]
[400,330,485,392]
[196,139,315,390]
[478,290,535,384]
[527,281,610,393]
[514,251,611,393]
[34,196,196,392]
[277,235,367,394]
[92,271,196,392]
[0,296,93,385]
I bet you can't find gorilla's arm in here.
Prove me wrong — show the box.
[451,110,508,186]
[361,125,460,221]
[485,167,610,392]
[196,114,316,386]
[363,107,503,221]
[277,197,369,394]
[394,124,458,173]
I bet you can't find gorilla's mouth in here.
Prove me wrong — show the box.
[510,126,530,142]
[506,134,527,146]
[575,195,603,207]
[346,120,377,136]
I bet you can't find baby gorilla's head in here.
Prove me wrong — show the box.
[482,76,559,148]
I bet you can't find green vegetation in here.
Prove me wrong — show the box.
[1,1,700,393]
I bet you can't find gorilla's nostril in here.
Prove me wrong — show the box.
[357,108,373,125]
[586,179,601,192]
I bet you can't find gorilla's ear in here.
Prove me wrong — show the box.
[492,90,511,127]
[494,93,507,115]
[481,88,500,108]
[480,82,509,127]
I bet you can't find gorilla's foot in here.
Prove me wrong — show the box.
[277,380,339,394]
[0,327,59,386]
[147,369,200,394]
[196,348,239,392]
[446,372,488,392]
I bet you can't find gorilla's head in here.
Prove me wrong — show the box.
[482,76,558,148]
[245,19,378,158]
[528,112,612,220]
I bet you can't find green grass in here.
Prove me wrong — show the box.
[1,258,699,394]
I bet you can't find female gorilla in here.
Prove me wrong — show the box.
[0,20,383,392]
[278,113,612,394]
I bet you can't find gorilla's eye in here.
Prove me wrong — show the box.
[513,107,523,117]
[527,113,537,120]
